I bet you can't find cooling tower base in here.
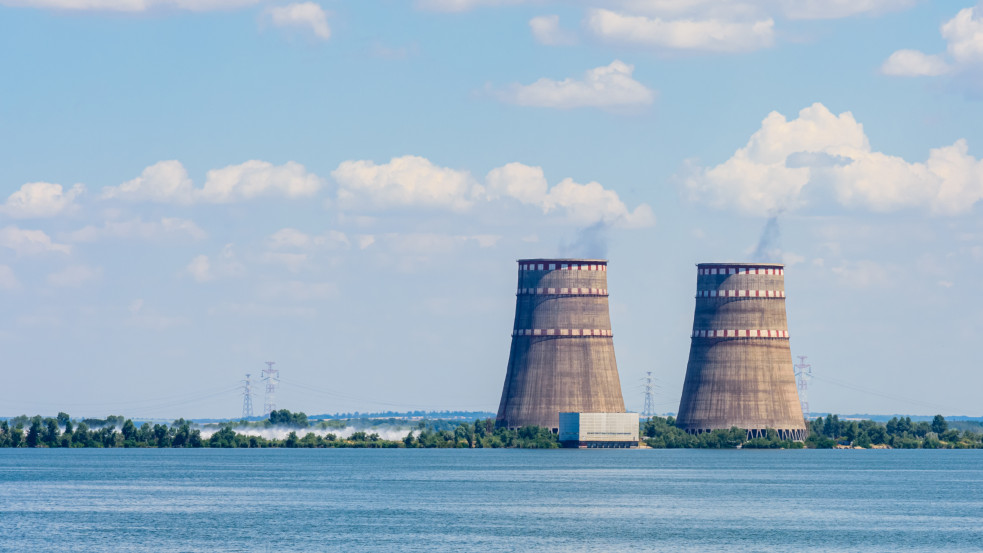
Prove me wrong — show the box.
[682,427,808,442]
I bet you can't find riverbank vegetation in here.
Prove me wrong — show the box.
[0,411,556,449]
[2,411,981,449]
[639,414,983,449]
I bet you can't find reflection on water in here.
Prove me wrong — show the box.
[1,449,981,552]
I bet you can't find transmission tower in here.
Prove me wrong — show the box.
[241,373,254,419]
[261,361,279,417]
[794,355,813,419]
[642,371,655,417]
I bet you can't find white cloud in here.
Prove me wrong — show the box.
[333,155,482,212]
[586,8,774,52]
[102,160,322,204]
[267,228,350,250]
[186,255,214,282]
[529,14,577,46]
[413,0,529,12]
[199,160,322,202]
[102,160,194,204]
[185,244,244,282]
[0,0,260,12]
[830,260,890,288]
[66,217,206,242]
[265,2,331,40]
[333,155,654,227]
[685,102,983,216]
[0,265,19,291]
[880,49,950,76]
[944,6,983,66]
[1,182,84,218]
[496,60,654,109]
[882,6,983,82]
[0,226,71,255]
[486,162,655,227]
[261,228,351,271]
[47,264,102,287]
[777,0,915,20]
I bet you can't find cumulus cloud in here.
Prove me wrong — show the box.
[0,0,261,12]
[881,5,983,82]
[880,49,951,77]
[1,182,84,218]
[199,160,321,202]
[102,160,194,203]
[586,8,774,52]
[486,162,655,227]
[264,2,331,40]
[102,160,322,204]
[47,265,102,287]
[496,60,654,109]
[0,226,71,255]
[529,14,577,46]
[684,102,983,216]
[333,155,654,227]
[333,155,482,212]
[66,217,206,242]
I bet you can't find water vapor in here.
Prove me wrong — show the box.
[559,222,608,259]
[751,215,783,263]
[199,425,413,441]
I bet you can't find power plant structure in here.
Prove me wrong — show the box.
[496,259,626,431]
[675,263,807,441]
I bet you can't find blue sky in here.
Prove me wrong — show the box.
[1,0,982,419]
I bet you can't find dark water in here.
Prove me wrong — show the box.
[1,449,981,552]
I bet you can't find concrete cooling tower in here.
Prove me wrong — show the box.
[496,259,626,431]
[676,263,807,441]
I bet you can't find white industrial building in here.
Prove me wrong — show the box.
[558,412,639,448]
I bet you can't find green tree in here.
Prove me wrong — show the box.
[57,412,71,426]
[72,422,91,447]
[208,427,238,448]
[931,415,948,435]
[42,418,60,447]
[121,420,138,443]
[26,420,42,447]
[10,426,24,447]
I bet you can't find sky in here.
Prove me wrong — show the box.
[1,0,982,420]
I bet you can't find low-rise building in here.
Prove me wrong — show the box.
[558,412,639,448]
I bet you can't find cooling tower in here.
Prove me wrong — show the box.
[676,263,807,441]
[496,259,626,431]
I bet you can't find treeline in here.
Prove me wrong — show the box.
[641,416,804,449]
[0,411,557,449]
[640,414,983,449]
[0,413,205,449]
[805,414,983,449]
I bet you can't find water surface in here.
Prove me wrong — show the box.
[1,449,980,552]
